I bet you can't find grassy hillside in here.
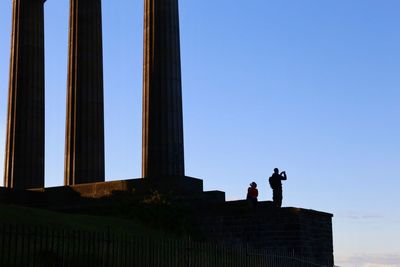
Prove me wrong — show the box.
[0,191,201,239]
[0,205,155,235]
[0,204,159,236]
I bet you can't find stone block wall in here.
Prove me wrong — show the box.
[199,201,334,266]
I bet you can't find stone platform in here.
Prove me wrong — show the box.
[0,177,225,210]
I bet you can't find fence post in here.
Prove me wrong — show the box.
[103,226,110,267]
[188,236,192,267]
[20,224,26,267]
[12,224,17,267]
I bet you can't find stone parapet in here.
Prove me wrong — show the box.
[199,201,334,266]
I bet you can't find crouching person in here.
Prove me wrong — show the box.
[247,182,258,207]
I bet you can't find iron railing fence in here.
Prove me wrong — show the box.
[0,223,332,267]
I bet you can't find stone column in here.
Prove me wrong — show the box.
[4,0,46,189]
[65,0,105,185]
[142,0,185,178]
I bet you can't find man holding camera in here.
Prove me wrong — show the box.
[269,168,287,208]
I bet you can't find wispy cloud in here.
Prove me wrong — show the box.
[338,211,384,220]
[337,254,400,267]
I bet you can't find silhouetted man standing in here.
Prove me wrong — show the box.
[269,168,287,208]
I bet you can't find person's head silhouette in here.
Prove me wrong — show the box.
[274,168,279,174]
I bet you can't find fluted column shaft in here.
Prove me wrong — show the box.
[4,0,46,189]
[65,0,105,185]
[142,0,185,178]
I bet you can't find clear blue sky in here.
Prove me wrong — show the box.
[1,1,399,266]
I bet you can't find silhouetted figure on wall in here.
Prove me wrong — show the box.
[247,182,259,207]
[269,168,287,208]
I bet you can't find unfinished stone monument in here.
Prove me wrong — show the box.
[4,0,46,189]
[64,0,105,185]
[1,0,335,265]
